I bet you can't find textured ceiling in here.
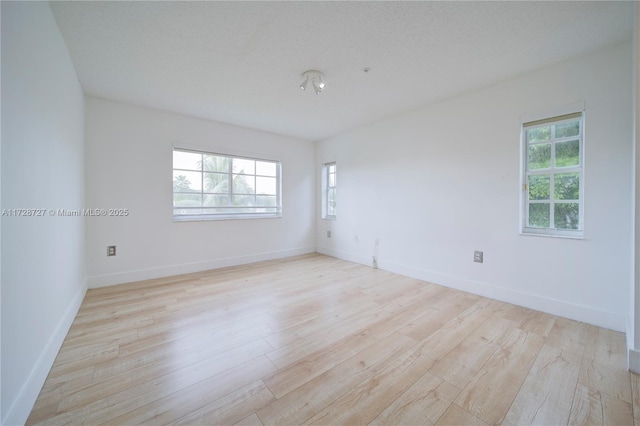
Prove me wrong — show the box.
[50,1,634,141]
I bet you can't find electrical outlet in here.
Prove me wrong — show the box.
[107,245,116,256]
[354,234,359,242]
[327,230,331,238]
[474,250,483,263]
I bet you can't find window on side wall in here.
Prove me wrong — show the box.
[173,148,281,221]
[521,110,584,238]
[322,162,336,219]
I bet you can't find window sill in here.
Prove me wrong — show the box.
[520,228,584,240]
[174,213,282,222]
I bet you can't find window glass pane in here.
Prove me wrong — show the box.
[203,155,229,172]
[233,195,255,206]
[555,140,579,168]
[173,151,202,171]
[173,193,201,207]
[203,172,229,193]
[203,194,230,207]
[528,144,551,170]
[328,171,336,187]
[528,175,550,200]
[173,149,280,218]
[527,126,551,143]
[521,113,583,235]
[256,161,277,177]
[554,172,579,200]
[256,195,276,206]
[555,120,580,138]
[173,171,202,191]
[256,176,276,195]
[528,203,550,228]
[555,203,579,229]
[328,188,336,216]
[232,174,255,194]
[232,158,255,175]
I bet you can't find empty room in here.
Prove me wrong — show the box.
[2,1,640,425]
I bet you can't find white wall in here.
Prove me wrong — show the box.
[85,97,315,287]
[1,2,86,424]
[1,3,3,420]
[317,42,633,332]
[630,3,640,372]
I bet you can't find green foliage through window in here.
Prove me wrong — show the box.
[528,203,550,228]
[528,175,550,200]
[523,113,583,234]
[173,149,281,218]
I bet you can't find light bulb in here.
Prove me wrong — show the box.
[299,76,309,91]
[300,70,325,94]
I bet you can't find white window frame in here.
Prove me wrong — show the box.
[520,105,585,238]
[322,162,336,220]
[173,147,282,221]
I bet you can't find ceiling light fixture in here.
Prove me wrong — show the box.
[299,70,325,95]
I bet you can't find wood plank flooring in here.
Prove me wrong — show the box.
[27,254,637,425]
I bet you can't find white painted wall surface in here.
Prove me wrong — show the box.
[1,3,86,424]
[85,97,316,287]
[630,3,640,372]
[317,42,633,331]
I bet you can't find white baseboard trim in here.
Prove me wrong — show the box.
[88,246,316,288]
[317,246,372,268]
[3,278,87,426]
[318,246,626,332]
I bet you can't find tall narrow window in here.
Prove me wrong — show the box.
[322,162,336,219]
[173,148,281,220]
[522,111,584,237]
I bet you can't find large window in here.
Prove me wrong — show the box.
[522,111,584,237]
[322,162,336,219]
[173,148,281,220]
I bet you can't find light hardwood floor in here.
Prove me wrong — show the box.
[28,254,638,425]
